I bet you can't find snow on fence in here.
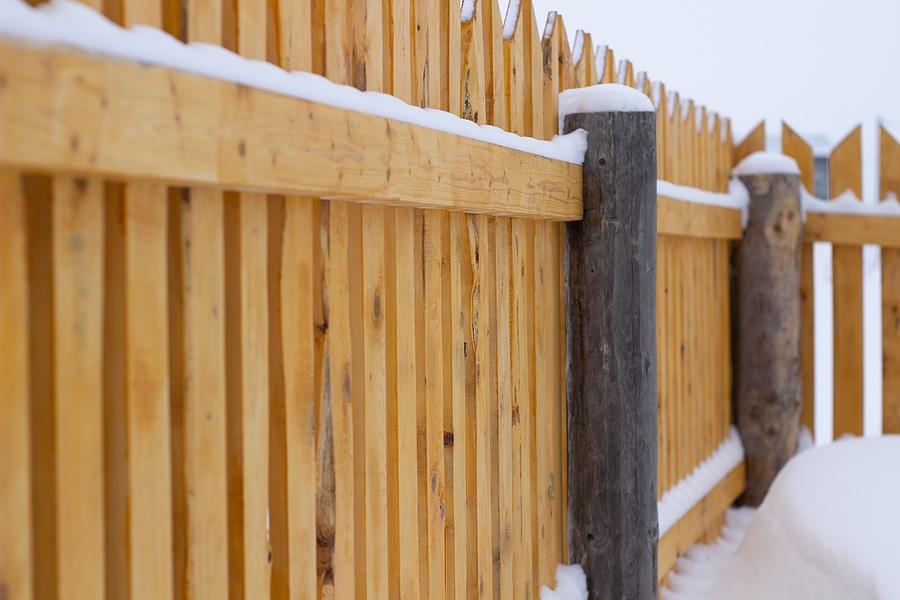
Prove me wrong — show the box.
[0,0,748,597]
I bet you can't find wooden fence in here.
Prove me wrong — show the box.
[775,123,900,439]
[0,0,749,597]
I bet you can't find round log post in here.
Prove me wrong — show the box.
[562,84,658,600]
[733,152,803,507]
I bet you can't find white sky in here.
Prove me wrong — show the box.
[528,0,900,199]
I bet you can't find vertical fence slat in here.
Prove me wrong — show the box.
[24,176,56,600]
[322,199,358,598]
[495,218,514,600]
[386,205,422,600]
[0,172,33,600]
[423,208,447,599]
[269,196,318,599]
[782,122,816,437]
[172,188,229,600]
[225,192,270,600]
[360,203,389,600]
[52,177,105,600]
[124,184,174,600]
[469,213,495,600]
[830,126,864,438]
[450,210,477,600]
[881,126,900,434]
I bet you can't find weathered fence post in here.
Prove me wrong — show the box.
[733,153,803,506]
[562,84,658,599]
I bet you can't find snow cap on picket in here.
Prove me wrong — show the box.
[732,151,801,177]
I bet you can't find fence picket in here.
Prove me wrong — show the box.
[830,126,864,438]
[0,172,33,600]
[881,127,900,435]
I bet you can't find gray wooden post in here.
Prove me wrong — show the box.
[562,84,658,600]
[733,154,803,507]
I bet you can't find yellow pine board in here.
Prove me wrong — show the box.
[360,204,389,600]
[830,127,864,438]
[52,177,105,600]
[0,41,582,221]
[495,218,514,600]
[450,211,477,599]
[227,193,271,600]
[387,1,421,594]
[802,213,900,247]
[884,249,900,434]
[172,188,229,600]
[882,127,900,434]
[124,184,174,600]
[510,217,535,600]
[268,197,318,599]
[657,195,743,240]
[0,171,33,600]
[423,209,447,599]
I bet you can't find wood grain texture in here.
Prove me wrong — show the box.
[170,188,229,600]
[124,184,174,600]
[0,41,583,221]
[225,193,270,600]
[804,213,900,248]
[733,173,802,506]
[0,171,33,600]
[52,177,106,600]
[268,196,318,600]
[656,195,743,239]
[563,110,658,599]
[830,127,864,438]
[882,126,900,434]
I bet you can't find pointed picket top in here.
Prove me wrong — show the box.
[554,13,575,91]
[880,125,900,201]
[651,80,663,109]
[581,33,597,87]
[781,122,815,193]
[696,105,707,135]
[599,45,617,84]
[503,0,527,134]
[734,121,765,166]
[616,59,635,87]
[541,10,556,40]
[571,29,585,65]
[667,90,679,121]
[460,0,488,122]
[540,11,561,137]
[502,0,522,40]
[570,31,597,88]
[830,125,862,200]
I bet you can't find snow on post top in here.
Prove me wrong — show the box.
[558,84,654,133]
[732,151,801,177]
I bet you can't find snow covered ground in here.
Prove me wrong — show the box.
[663,435,900,599]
